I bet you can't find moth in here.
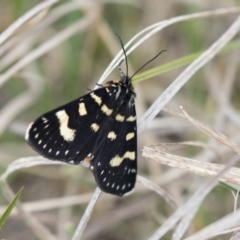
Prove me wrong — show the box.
[25,36,165,196]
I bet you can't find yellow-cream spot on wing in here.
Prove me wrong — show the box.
[90,92,102,106]
[101,104,113,116]
[110,151,135,167]
[56,110,76,141]
[126,116,136,122]
[123,151,135,160]
[108,131,117,141]
[110,155,123,167]
[126,132,134,141]
[116,114,125,122]
[78,102,87,116]
[91,123,99,132]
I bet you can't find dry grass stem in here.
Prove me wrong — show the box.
[137,175,178,210]
[1,156,67,184]
[1,182,57,240]
[147,155,240,240]
[83,196,154,239]
[231,189,240,214]
[143,146,240,186]
[0,20,95,88]
[138,13,240,133]
[102,0,140,7]
[231,231,240,240]
[181,106,240,153]
[0,2,80,62]
[71,187,102,240]
[99,7,240,84]
[1,2,240,239]
[0,0,58,45]
[185,208,240,240]
[0,6,97,88]
[0,71,43,137]
[0,192,99,216]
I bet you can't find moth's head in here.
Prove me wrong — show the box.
[120,74,131,85]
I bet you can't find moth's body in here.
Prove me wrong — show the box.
[25,75,137,196]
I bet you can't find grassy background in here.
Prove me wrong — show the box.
[0,0,240,239]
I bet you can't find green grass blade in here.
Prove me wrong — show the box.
[0,187,24,229]
[132,39,240,83]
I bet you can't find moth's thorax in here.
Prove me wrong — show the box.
[104,76,136,104]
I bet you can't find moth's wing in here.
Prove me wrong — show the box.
[26,84,137,196]
[90,95,137,196]
[25,87,115,164]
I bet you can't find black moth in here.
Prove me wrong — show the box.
[25,36,165,196]
[25,74,136,196]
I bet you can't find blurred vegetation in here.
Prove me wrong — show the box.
[0,0,240,239]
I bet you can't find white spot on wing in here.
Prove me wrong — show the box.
[65,150,69,155]
[42,117,48,123]
[56,110,76,141]
[56,151,60,155]
[25,122,33,140]
[78,102,87,116]
[101,170,104,175]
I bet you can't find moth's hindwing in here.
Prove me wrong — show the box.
[90,93,137,196]
[26,82,137,196]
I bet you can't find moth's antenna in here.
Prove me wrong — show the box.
[115,33,128,77]
[118,59,125,77]
[130,50,167,80]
